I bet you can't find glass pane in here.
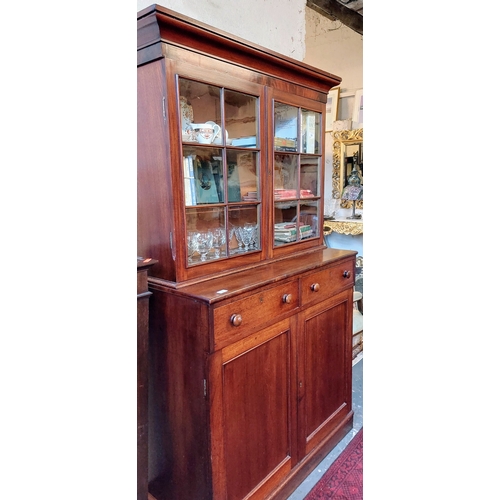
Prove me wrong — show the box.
[227,150,259,203]
[300,157,320,198]
[186,206,227,265]
[183,147,224,205]
[274,153,298,200]
[274,102,298,152]
[274,201,298,246]
[301,109,321,154]
[228,205,260,254]
[179,78,222,144]
[225,90,258,148]
[298,200,319,238]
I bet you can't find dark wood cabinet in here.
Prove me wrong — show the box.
[138,6,355,499]
[137,257,157,500]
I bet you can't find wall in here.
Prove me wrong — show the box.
[137,0,307,60]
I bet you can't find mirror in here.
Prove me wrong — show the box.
[332,128,363,209]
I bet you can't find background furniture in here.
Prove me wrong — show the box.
[137,257,157,500]
[352,290,363,359]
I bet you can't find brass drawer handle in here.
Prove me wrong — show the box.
[282,294,293,304]
[343,270,351,278]
[310,283,320,292]
[230,314,242,327]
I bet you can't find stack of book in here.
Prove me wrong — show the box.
[242,191,258,202]
[274,189,315,200]
[274,222,313,243]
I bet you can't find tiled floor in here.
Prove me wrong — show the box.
[287,354,363,499]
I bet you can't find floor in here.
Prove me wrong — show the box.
[287,353,363,499]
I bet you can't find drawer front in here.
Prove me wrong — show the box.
[301,260,355,307]
[214,280,299,350]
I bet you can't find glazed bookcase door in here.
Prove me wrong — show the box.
[171,69,267,279]
[272,96,323,254]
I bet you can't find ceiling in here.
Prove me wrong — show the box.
[306,0,363,35]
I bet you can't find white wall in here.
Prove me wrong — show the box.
[303,7,362,89]
[137,0,307,60]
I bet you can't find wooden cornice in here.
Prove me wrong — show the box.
[137,4,342,94]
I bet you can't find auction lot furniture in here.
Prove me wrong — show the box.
[138,6,355,499]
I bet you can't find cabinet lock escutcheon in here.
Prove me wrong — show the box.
[310,283,320,292]
[230,314,243,327]
[343,270,351,278]
[282,294,293,304]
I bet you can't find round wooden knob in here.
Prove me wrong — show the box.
[230,314,242,326]
[282,294,293,304]
[343,270,351,278]
[310,283,320,292]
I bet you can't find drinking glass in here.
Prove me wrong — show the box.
[187,231,198,264]
[211,227,226,258]
[196,231,213,261]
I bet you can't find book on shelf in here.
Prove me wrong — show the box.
[183,156,197,206]
[242,190,258,202]
[274,222,313,242]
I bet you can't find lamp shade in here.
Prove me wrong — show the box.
[341,185,363,201]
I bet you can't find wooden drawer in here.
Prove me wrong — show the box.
[213,280,299,350]
[300,260,355,307]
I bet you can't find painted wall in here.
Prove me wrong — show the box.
[137,0,307,60]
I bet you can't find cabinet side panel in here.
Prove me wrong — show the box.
[137,60,175,281]
[148,287,211,499]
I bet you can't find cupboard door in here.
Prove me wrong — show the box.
[298,289,353,457]
[210,318,296,500]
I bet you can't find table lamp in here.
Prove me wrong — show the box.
[341,155,363,220]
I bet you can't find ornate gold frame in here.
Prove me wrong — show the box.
[332,128,363,209]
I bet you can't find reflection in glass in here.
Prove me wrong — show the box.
[224,90,258,148]
[183,147,224,205]
[178,78,221,144]
[227,150,259,203]
[274,102,298,152]
[274,154,298,200]
[301,109,320,154]
[300,157,320,198]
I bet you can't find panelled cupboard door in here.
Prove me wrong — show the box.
[208,318,297,500]
[297,288,353,458]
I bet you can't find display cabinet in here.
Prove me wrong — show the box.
[138,5,356,500]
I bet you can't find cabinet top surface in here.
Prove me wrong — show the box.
[150,248,356,302]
